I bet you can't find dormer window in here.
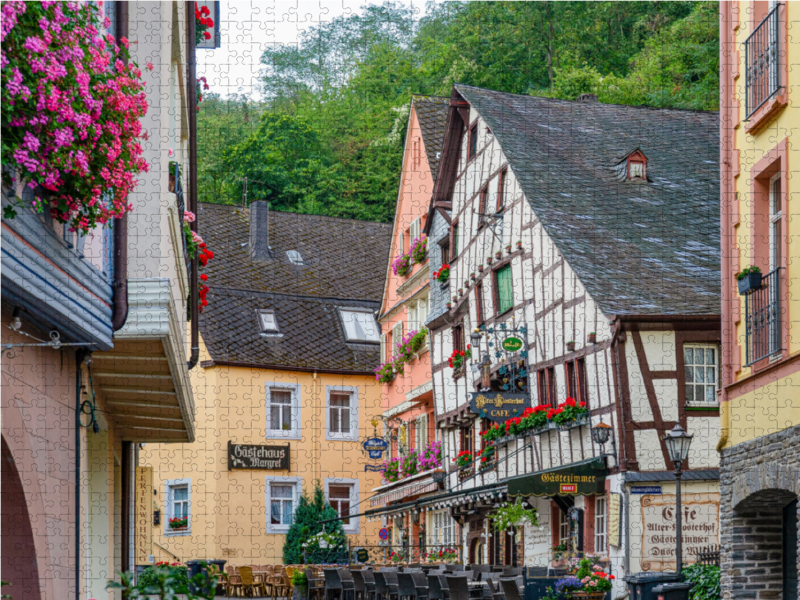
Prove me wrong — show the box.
[339,309,380,343]
[286,250,303,265]
[626,150,648,180]
[257,309,279,333]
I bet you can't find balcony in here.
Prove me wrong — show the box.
[745,4,782,120]
[744,268,783,365]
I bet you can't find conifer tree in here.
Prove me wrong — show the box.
[283,482,349,564]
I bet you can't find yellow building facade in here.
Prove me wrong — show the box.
[140,202,393,566]
[719,3,800,600]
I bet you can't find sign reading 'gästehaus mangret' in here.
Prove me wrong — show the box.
[228,442,290,470]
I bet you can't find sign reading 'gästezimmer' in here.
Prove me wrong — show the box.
[228,442,290,471]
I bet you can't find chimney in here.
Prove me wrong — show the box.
[577,93,599,103]
[248,201,271,260]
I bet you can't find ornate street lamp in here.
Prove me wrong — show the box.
[663,424,693,575]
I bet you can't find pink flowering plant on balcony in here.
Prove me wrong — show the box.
[409,235,427,264]
[392,253,411,277]
[395,328,428,362]
[1,1,150,232]
[417,440,442,471]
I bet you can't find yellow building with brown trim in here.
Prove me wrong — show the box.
[719,3,800,600]
[141,202,392,565]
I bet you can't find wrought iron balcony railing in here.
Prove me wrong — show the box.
[745,4,782,119]
[745,268,783,365]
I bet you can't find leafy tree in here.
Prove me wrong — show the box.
[283,483,349,565]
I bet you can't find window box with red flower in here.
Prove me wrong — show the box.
[546,398,590,430]
[448,346,471,379]
[433,263,450,286]
[182,211,214,313]
[478,443,496,470]
[168,517,188,530]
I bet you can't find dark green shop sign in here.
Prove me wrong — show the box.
[506,458,607,497]
[469,392,530,423]
[502,337,524,352]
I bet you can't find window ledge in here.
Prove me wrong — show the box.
[266,527,291,534]
[265,432,301,440]
[745,93,788,135]
[685,404,719,411]
[165,528,191,537]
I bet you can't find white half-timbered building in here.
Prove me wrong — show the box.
[421,85,720,591]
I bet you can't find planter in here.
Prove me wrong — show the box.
[478,265,484,272]
[293,584,309,600]
[495,251,503,259]
[440,281,450,291]
[571,593,606,600]
[566,341,576,352]
[458,289,464,296]
[738,272,763,295]
[168,172,176,193]
[446,303,453,310]
[516,242,523,250]
[487,257,493,265]
[588,333,597,344]
[453,365,465,380]
[470,273,476,280]
[557,414,590,431]
[535,422,558,435]
[505,246,512,254]
[551,558,568,569]
[464,281,470,288]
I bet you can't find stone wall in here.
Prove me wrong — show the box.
[720,424,800,600]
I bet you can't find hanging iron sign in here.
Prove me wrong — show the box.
[501,337,524,352]
[469,392,531,423]
[363,437,389,459]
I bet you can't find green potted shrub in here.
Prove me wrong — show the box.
[292,569,309,600]
[737,265,763,295]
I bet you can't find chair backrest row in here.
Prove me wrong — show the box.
[500,578,522,600]
[446,576,470,600]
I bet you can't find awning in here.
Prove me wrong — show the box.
[370,477,442,508]
[505,457,607,498]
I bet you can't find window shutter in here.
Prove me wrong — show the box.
[392,321,403,350]
[380,333,388,363]
[410,218,420,243]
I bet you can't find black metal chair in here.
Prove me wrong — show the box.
[438,575,451,600]
[427,574,444,600]
[412,571,430,600]
[325,569,344,600]
[501,568,521,578]
[399,573,420,600]
[445,576,470,600]
[485,578,505,600]
[381,571,401,600]
[308,568,326,600]
[352,570,368,600]
[363,569,378,600]
[499,579,522,600]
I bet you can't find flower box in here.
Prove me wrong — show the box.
[737,272,762,295]
[168,517,188,530]
[458,465,474,481]
[487,257,494,265]
[558,414,590,432]
[572,593,606,600]
[495,251,503,259]
[566,341,576,352]
[588,332,597,344]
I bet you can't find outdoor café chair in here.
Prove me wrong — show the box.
[437,575,450,600]
[485,578,505,600]
[445,576,470,600]
[427,574,444,600]
[362,567,377,600]
[411,571,430,600]
[499,579,522,600]
[273,571,292,600]
[352,569,368,600]
[501,568,521,578]
[375,571,399,600]
[398,573,421,600]
[308,567,326,600]
[325,569,345,600]
[239,566,262,598]
[338,568,356,600]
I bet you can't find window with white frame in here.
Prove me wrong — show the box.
[340,309,380,343]
[560,510,570,544]
[428,509,456,547]
[594,497,607,553]
[684,344,719,404]
[326,386,359,441]
[325,478,360,533]
[265,477,302,533]
[165,478,191,536]
[257,309,279,333]
[770,175,782,272]
[408,295,429,333]
[265,382,301,439]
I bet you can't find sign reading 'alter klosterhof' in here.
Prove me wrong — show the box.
[228,442,290,470]
[469,392,530,423]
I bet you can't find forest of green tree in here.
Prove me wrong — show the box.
[198,1,718,222]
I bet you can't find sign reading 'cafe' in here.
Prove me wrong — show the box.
[228,442,290,471]
[469,392,531,423]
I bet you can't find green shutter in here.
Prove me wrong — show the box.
[453,225,459,256]
[497,265,513,313]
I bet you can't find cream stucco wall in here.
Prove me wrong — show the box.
[142,336,383,565]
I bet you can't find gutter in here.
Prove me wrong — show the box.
[112,2,130,332]
[186,1,199,370]
[74,349,88,599]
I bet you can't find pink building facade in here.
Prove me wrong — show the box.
[372,96,450,558]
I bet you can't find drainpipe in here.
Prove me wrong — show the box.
[186,1,199,370]
[112,2,129,332]
[74,349,88,599]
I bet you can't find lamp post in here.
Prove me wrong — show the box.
[663,424,693,576]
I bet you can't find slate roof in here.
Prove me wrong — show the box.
[413,96,450,180]
[198,203,392,372]
[455,84,721,317]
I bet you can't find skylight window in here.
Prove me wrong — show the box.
[286,250,303,265]
[257,309,279,333]
[339,309,380,343]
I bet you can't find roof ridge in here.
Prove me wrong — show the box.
[454,83,719,115]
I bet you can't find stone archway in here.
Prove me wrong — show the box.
[722,464,800,600]
[1,435,41,600]
[470,537,483,565]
